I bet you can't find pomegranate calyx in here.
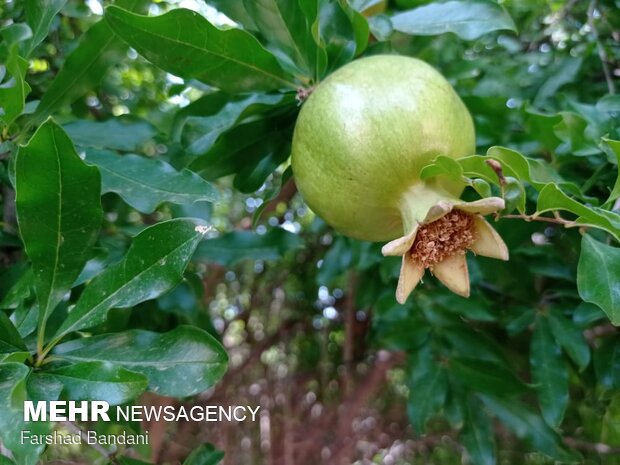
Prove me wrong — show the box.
[382,197,509,303]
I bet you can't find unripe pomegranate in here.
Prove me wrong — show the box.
[292,55,508,302]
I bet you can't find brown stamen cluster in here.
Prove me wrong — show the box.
[410,210,476,268]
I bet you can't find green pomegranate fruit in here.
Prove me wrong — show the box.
[292,54,475,242]
[292,55,509,302]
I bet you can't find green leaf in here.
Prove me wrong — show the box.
[30,0,148,125]
[0,45,30,125]
[0,24,32,46]
[0,312,27,353]
[480,396,575,461]
[407,346,448,433]
[548,311,590,371]
[577,234,620,325]
[391,0,516,40]
[318,0,359,70]
[53,219,208,341]
[189,115,294,192]
[0,455,16,465]
[530,315,568,427]
[602,138,620,206]
[204,0,258,31]
[243,0,325,77]
[503,176,526,214]
[594,337,620,389]
[195,228,303,266]
[486,146,568,191]
[54,326,228,397]
[461,397,495,465]
[536,184,620,240]
[0,363,50,465]
[105,6,296,93]
[451,358,528,397]
[35,361,147,405]
[85,150,219,214]
[174,92,291,156]
[21,0,67,57]
[183,443,224,465]
[63,116,159,152]
[15,119,102,331]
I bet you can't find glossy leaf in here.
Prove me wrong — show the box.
[537,184,620,240]
[530,315,568,427]
[21,0,67,57]
[0,312,27,353]
[195,228,303,266]
[35,361,147,405]
[0,45,30,125]
[54,326,228,397]
[85,150,219,214]
[318,0,358,70]
[577,234,620,325]
[602,138,620,206]
[174,92,290,156]
[183,443,224,465]
[461,397,495,465]
[480,396,575,461]
[30,0,147,125]
[204,0,258,31]
[391,0,516,40]
[243,0,325,77]
[15,119,102,328]
[548,311,590,371]
[53,219,208,341]
[64,116,159,152]
[594,338,620,389]
[451,358,528,397]
[0,363,50,465]
[407,345,448,433]
[105,6,297,93]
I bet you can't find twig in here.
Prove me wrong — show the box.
[564,437,620,455]
[587,0,616,95]
[60,421,115,459]
[500,213,579,227]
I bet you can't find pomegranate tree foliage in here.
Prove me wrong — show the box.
[0,0,619,464]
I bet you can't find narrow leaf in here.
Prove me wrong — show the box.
[244,0,324,76]
[391,0,516,40]
[21,0,67,57]
[577,234,620,325]
[85,150,219,214]
[0,363,50,465]
[0,312,27,353]
[31,0,147,125]
[16,119,102,327]
[548,311,590,371]
[480,395,575,461]
[53,219,207,340]
[602,138,620,206]
[536,184,620,240]
[530,315,568,427]
[461,397,495,465]
[105,6,296,93]
[54,326,228,397]
[0,45,30,125]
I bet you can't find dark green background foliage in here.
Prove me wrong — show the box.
[0,0,619,464]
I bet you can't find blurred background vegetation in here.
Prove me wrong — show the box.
[1,0,620,464]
